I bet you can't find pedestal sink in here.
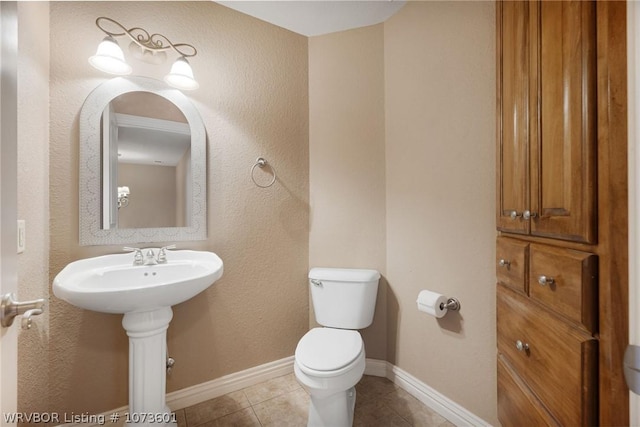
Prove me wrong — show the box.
[53,249,223,425]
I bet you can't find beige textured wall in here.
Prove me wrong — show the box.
[49,1,308,414]
[309,2,497,422]
[118,164,178,228]
[17,1,50,414]
[308,25,387,359]
[385,2,497,423]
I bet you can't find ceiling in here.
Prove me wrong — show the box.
[215,1,407,37]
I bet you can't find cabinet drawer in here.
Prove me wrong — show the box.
[496,237,528,294]
[497,286,597,426]
[529,244,597,332]
[498,355,559,427]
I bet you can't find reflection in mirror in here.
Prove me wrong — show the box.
[79,76,206,246]
[102,92,191,230]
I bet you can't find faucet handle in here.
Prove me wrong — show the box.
[123,247,144,265]
[157,245,176,264]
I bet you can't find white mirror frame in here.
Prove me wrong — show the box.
[79,76,207,245]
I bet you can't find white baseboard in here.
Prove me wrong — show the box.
[376,360,492,427]
[59,357,295,427]
[166,355,294,409]
[62,356,489,427]
[364,358,388,377]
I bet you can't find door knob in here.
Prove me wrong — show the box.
[0,293,45,329]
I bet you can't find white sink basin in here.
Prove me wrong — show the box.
[53,249,223,314]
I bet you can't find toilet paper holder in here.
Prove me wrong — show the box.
[440,298,461,312]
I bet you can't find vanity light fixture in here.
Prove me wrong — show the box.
[89,17,199,90]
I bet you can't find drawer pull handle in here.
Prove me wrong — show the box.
[498,259,511,268]
[516,340,530,352]
[537,275,555,286]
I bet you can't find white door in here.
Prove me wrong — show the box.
[0,0,19,418]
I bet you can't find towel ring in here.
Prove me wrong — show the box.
[251,157,277,188]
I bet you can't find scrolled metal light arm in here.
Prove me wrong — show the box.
[95,17,197,59]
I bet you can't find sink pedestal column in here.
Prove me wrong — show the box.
[122,307,176,426]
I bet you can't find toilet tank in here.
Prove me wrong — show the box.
[309,267,380,329]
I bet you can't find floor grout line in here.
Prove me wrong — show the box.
[178,374,446,427]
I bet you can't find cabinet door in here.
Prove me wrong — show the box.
[496,0,530,235]
[497,285,598,426]
[530,0,597,243]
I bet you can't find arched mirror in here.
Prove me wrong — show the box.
[79,77,206,245]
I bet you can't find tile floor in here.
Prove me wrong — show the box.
[173,374,456,427]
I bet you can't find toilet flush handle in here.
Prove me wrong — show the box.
[310,279,323,287]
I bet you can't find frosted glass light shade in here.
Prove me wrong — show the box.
[89,36,132,76]
[164,57,199,90]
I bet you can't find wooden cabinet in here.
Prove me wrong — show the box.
[494,1,624,424]
[496,238,598,425]
[497,0,597,244]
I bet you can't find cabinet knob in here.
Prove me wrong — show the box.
[498,259,511,268]
[537,275,555,286]
[509,211,522,220]
[523,210,538,220]
[516,340,530,352]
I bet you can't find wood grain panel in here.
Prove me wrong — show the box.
[530,0,597,243]
[497,285,598,426]
[595,1,629,424]
[497,355,559,427]
[497,0,529,235]
[529,244,597,332]
[496,237,528,294]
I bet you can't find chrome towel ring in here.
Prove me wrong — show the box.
[251,157,277,188]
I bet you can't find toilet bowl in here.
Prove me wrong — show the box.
[294,268,380,427]
[294,328,366,427]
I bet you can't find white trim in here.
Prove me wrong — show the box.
[115,113,190,135]
[63,357,489,427]
[367,360,491,427]
[166,356,294,409]
[364,358,388,377]
[59,357,295,427]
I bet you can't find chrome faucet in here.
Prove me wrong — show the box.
[124,247,144,266]
[124,245,176,266]
[156,245,176,264]
[143,249,157,265]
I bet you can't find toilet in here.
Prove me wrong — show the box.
[294,267,380,427]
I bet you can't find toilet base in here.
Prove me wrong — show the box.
[307,386,356,427]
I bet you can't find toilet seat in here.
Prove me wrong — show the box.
[295,328,363,376]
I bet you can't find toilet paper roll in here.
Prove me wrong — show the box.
[416,290,448,318]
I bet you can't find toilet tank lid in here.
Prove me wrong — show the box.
[309,267,380,282]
